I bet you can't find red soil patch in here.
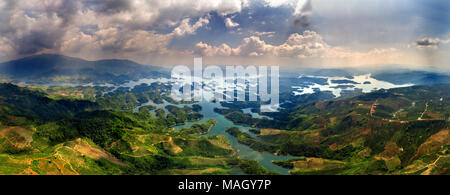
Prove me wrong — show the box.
[315,102,327,110]
[411,129,450,161]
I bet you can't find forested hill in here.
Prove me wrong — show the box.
[0,83,245,175]
[0,54,168,84]
[222,84,450,175]
[0,83,98,122]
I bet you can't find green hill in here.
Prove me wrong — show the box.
[226,85,450,175]
[0,83,238,175]
[0,54,168,84]
[0,83,448,175]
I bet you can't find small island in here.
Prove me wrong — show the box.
[179,119,217,135]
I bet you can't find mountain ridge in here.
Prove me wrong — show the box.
[0,54,168,84]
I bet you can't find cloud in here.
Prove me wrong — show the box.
[195,30,326,57]
[0,0,80,55]
[274,31,328,58]
[234,36,271,56]
[414,37,450,48]
[83,0,132,15]
[45,0,81,26]
[0,37,14,56]
[195,42,234,56]
[0,0,445,69]
[293,0,312,28]
[263,0,294,7]
[252,31,275,38]
[82,0,247,28]
[172,17,210,37]
[94,28,171,53]
[264,0,312,28]
[224,17,239,28]
[0,0,248,58]
[194,30,401,61]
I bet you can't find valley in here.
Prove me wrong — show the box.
[0,55,449,175]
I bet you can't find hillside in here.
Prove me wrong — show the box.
[0,83,98,122]
[0,54,168,84]
[0,83,242,175]
[0,83,448,175]
[373,70,450,85]
[223,85,450,174]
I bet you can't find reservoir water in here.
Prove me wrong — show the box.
[138,100,297,175]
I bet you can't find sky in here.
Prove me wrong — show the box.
[0,0,449,70]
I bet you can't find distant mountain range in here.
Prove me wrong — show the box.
[1,54,449,87]
[372,70,450,85]
[283,67,450,86]
[0,54,168,84]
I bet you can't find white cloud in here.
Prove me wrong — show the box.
[264,0,311,17]
[195,42,234,56]
[264,0,312,27]
[0,0,431,68]
[194,30,401,61]
[252,31,275,37]
[0,0,247,57]
[172,17,210,37]
[86,0,248,28]
[224,18,239,28]
[263,0,293,7]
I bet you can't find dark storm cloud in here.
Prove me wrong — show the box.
[0,0,18,34]
[414,37,449,49]
[46,0,80,26]
[83,0,132,15]
[0,0,87,55]
[0,0,134,56]
[7,0,80,55]
[14,26,69,55]
[293,0,312,28]
[415,37,440,47]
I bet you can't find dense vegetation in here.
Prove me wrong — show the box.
[223,85,450,175]
[0,54,168,84]
[237,159,280,175]
[0,83,98,122]
[180,120,217,135]
[0,81,449,175]
[0,83,239,175]
[165,105,203,125]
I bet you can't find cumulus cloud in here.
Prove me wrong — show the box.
[45,0,81,26]
[194,30,400,61]
[274,31,327,57]
[293,0,312,28]
[0,0,80,55]
[224,18,239,28]
[0,0,248,58]
[414,37,450,48]
[172,17,210,37]
[195,30,326,57]
[82,0,247,28]
[83,0,132,15]
[0,0,432,68]
[264,0,312,28]
[195,42,234,57]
